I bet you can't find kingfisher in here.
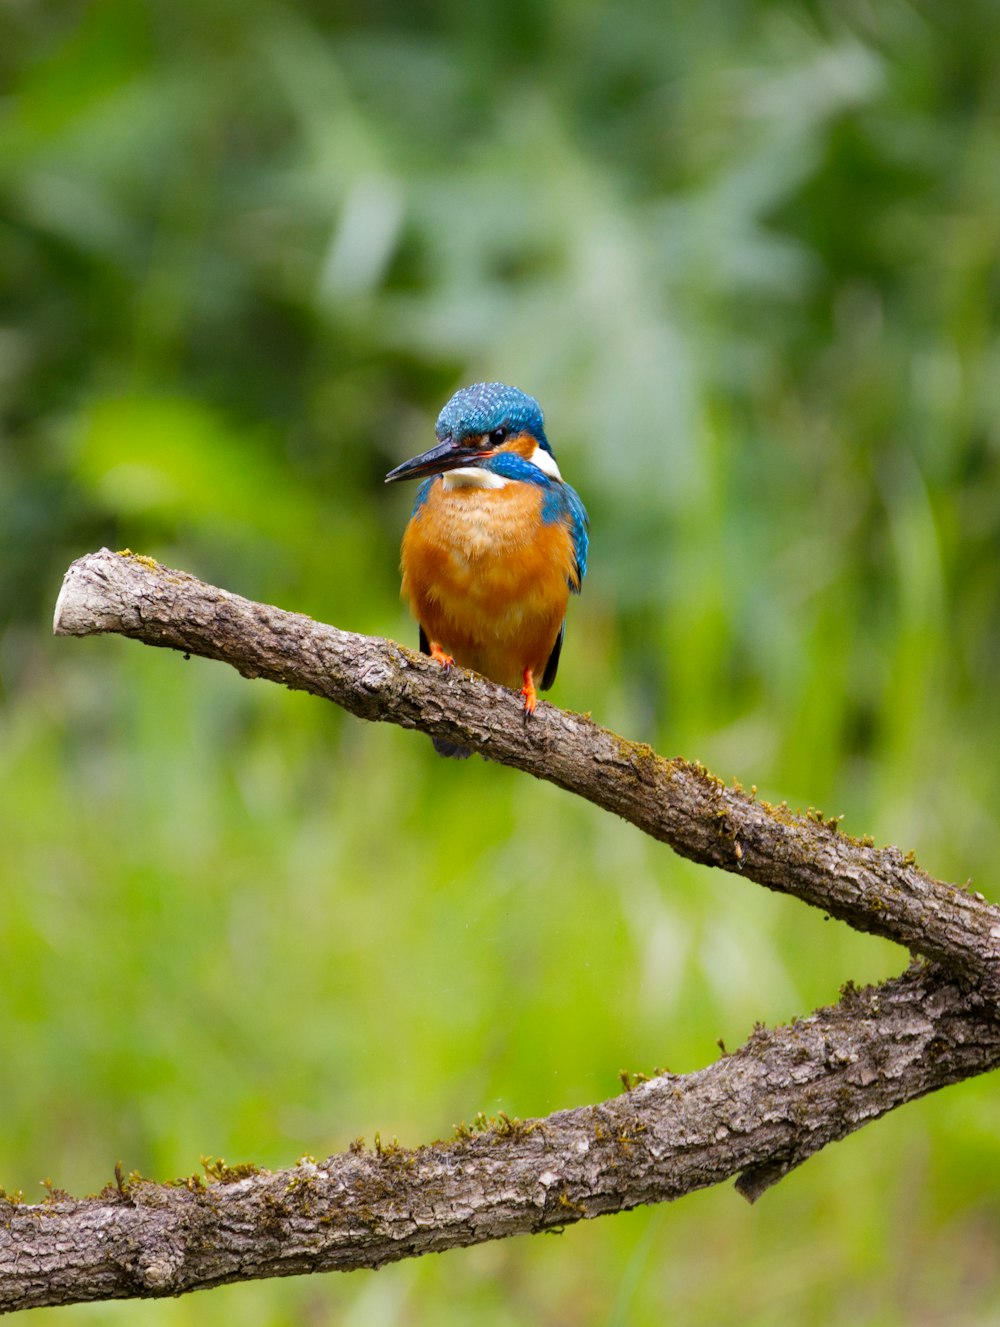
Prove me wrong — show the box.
[385,382,589,758]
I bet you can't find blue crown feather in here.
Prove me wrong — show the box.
[436,382,552,455]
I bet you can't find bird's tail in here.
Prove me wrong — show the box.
[431,736,472,760]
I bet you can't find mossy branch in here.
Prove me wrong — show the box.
[3,963,999,1311]
[53,550,1000,992]
[5,547,991,1311]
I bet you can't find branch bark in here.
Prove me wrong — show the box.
[53,551,1000,988]
[3,963,999,1311]
[2,547,990,1312]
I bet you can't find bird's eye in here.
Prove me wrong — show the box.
[489,427,508,446]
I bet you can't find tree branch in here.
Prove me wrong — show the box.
[3,962,999,1311]
[53,550,1000,991]
[5,547,989,1311]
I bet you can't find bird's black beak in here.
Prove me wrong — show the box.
[384,435,486,484]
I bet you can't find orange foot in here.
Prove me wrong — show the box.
[520,668,538,716]
[430,641,455,672]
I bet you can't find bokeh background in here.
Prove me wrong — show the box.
[3,2,1000,1323]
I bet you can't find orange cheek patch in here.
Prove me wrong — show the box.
[500,433,539,461]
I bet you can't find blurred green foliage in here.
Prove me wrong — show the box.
[3,1,1000,1322]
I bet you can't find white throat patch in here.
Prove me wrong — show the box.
[441,447,562,490]
[442,466,508,490]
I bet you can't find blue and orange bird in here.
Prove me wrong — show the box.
[385,382,589,757]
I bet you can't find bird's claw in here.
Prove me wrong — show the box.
[520,670,538,717]
[430,642,455,672]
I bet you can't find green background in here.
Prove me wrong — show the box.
[3,2,1000,1322]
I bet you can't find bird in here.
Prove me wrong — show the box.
[385,382,589,758]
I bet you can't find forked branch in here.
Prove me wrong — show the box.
[0,549,992,1312]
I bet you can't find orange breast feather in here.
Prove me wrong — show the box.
[401,480,575,689]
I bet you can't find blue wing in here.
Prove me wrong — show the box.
[538,477,588,689]
[539,480,589,592]
[561,481,589,592]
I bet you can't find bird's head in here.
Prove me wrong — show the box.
[385,382,561,484]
